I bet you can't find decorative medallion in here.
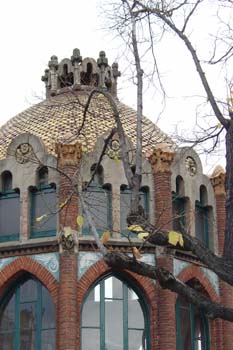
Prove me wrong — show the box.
[106,139,121,160]
[15,143,34,164]
[185,156,197,176]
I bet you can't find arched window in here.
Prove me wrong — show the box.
[82,165,112,236]
[0,276,56,350]
[195,186,209,247]
[0,171,20,242]
[120,186,149,235]
[81,275,149,349]
[30,167,57,238]
[172,176,186,233]
[176,295,209,350]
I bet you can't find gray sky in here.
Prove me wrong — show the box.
[0,0,230,172]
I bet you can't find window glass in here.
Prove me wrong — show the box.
[120,187,149,235]
[30,187,57,238]
[195,203,209,247]
[0,192,20,241]
[0,277,56,350]
[81,276,149,350]
[172,196,186,233]
[82,185,112,235]
[176,296,209,350]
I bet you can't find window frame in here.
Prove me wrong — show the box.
[0,276,56,350]
[176,297,210,350]
[30,184,57,239]
[172,193,186,233]
[81,273,151,350]
[82,183,112,236]
[0,189,20,242]
[195,200,209,248]
[120,186,149,236]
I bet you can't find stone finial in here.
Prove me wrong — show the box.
[71,48,82,89]
[97,51,108,68]
[56,142,82,167]
[41,69,49,83]
[149,144,174,173]
[71,48,82,64]
[112,62,121,79]
[112,62,121,97]
[210,165,226,195]
[97,51,108,90]
[49,55,59,70]
[48,55,59,95]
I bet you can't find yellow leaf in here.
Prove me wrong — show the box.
[168,231,184,247]
[138,232,149,240]
[35,214,48,222]
[128,225,144,233]
[179,234,184,247]
[59,199,68,208]
[133,247,142,259]
[76,215,84,228]
[64,226,72,238]
[217,123,222,129]
[114,158,121,165]
[101,231,110,245]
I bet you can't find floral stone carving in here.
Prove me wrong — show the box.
[185,156,197,176]
[15,143,34,164]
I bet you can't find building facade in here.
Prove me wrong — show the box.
[0,49,232,350]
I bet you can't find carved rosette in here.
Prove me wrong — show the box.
[185,156,197,176]
[15,143,34,164]
[56,142,82,167]
[106,139,121,160]
[210,165,226,195]
[149,146,174,173]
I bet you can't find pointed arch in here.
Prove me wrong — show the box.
[0,256,58,304]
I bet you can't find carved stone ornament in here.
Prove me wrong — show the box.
[56,142,82,166]
[106,139,121,160]
[210,165,226,195]
[185,156,197,176]
[149,147,174,173]
[15,143,34,164]
[58,227,78,253]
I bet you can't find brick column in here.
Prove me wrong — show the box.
[56,142,82,350]
[211,166,232,350]
[149,146,176,350]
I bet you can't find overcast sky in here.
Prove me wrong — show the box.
[0,0,230,173]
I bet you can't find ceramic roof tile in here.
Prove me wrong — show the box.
[0,91,175,159]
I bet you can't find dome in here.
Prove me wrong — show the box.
[0,50,174,160]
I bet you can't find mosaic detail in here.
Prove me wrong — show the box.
[106,139,121,160]
[173,259,191,277]
[15,143,34,164]
[201,267,219,296]
[78,252,155,279]
[185,156,197,176]
[31,253,59,281]
[0,257,15,270]
[173,259,219,296]
[0,254,59,281]
[78,252,102,279]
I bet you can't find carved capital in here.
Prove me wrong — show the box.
[58,227,78,253]
[56,142,82,167]
[210,165,226,195]
[149,146,174,173]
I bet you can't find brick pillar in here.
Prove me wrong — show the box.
[56,142,82,350]
[211,166,232,350]
[149,146,176,350]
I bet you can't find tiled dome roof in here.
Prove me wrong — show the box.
[0,90,174,160]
